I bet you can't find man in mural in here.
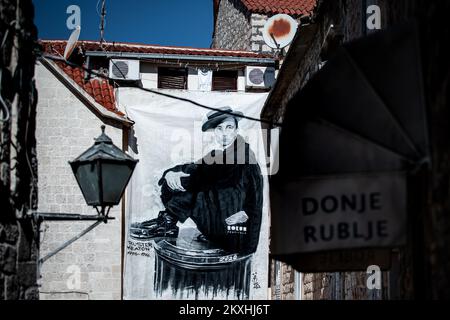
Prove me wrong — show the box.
[131,107,263,255]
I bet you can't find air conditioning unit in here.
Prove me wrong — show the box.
[245,66,275,88]
[109,59,140,80]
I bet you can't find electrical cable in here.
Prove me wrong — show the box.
[0,68,10,122]
[94,2,128,81]
[0,21,17,123]
[0,92,10,123]
[1,20,17,49]
[41,53,282,127]
[25,79,38,210]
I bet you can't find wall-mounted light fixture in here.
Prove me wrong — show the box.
[36,125,138,264]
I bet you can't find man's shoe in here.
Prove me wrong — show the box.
[130,211,165,230]
[130,211,179,240]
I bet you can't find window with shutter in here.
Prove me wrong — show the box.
[212,70,238,91]
[158,67,187,89]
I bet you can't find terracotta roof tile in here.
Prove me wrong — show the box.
[240,0,316,16]
[40,40,274,118]
[41,40,274,59]
[51,58,120,117]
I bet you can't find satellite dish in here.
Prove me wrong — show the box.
[64,25,81,60]
[263,14,298,49]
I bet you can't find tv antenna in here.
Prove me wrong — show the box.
[99,0,107,45]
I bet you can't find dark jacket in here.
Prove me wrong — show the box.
[158,135,264,254]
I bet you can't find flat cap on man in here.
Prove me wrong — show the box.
[202,106,244,132]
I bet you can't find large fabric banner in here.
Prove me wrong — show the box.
[120,88,270,300]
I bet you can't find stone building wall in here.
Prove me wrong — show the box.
[35,63,123,300]
[212,0,251,51]
[340,0,365,42]
[281,264,296,300]
[378,0,450,299]
[296,1,380,300]
[250,13,271,53]
[213,0,301,55]
[250,13,301,55]
[266,0,386,300]
[0,221,39,300]
[270,260,297,300]
[214,0,450,300]
[268,0,450,300]
[0,0,40,300]
[302,273,313,299]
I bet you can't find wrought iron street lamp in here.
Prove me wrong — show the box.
[69,125,138,217]
[36,125,138,264]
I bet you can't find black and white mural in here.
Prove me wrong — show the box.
[121,89,270,300]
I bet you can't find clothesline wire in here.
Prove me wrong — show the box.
[0,91,11,123]
[40,53,283,127]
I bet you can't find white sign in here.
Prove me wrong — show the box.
[271,173,406,254]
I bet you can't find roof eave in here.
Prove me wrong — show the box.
[85,51,277,65]
[39,57,134,129]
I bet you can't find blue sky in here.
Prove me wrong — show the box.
[33,0,214,48]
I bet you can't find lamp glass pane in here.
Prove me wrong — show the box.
[101,162,133,205]
[74,162,100,206]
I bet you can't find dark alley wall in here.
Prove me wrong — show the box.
[0,0,40,300]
